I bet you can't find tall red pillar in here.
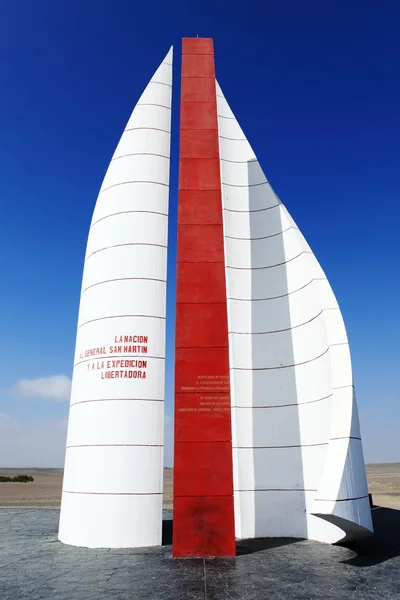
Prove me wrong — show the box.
[172,37,236,558]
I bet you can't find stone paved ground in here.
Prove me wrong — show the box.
[0,508,399,599]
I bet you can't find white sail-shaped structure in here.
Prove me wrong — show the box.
[216,81,373,543]
[59,48,173,548]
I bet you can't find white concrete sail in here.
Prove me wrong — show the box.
[216,81,373,543]
[59,47,173,548]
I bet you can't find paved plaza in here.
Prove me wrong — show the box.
[0,508,399,599]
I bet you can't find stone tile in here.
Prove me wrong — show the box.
[0,508,399,600]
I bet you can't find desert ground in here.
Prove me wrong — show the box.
[0,464,399,510]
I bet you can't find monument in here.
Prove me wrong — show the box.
[59,38,373,555]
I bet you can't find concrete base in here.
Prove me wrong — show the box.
[0,509,399,599]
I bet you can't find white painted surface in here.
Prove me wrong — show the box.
[59,47,173,549]
[59,494,163,549]
[217,80,372,543]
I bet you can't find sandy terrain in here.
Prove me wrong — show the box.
[0,465,399,510]
[366,463,400,510]
[0,468,173,509]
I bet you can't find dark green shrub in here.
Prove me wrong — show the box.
[0,475,34,482]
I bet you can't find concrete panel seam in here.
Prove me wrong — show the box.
[100,181,169,194]
[111,153,170,162]
[81,278,167,295]
[70,399,164,407]
[91,211,168,228]
[77,316,166,330]
[226,250,313,270]
[85,243,167,261]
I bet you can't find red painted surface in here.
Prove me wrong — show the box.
[173,38,236,558]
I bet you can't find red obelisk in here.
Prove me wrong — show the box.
[172,37,236,557]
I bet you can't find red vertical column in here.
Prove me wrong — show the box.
[172,37,235,558]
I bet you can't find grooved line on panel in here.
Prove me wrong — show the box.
[235,488,317,493]
[81,278,167,295]
[70,398,163,407]
[235,443,329,448]
[231,347,330,370]
[124,127,171,133]
[229,310,323,334]
[219,136,247,141]
[225,226,297,240]
[222,181,269,188]
[62,491,163,496]
[152,81,172,87]
[100,181,169,194]
[111,153,170,162]
[223,204,280,213]
[333,384,355,390]
[136,103,172,110]
[314,494,369,502]
[233,393,333,408]
[77,316,166,330]
[66,444,163,448]
[227,278,326,301]
[329,436,361,441]
[221,158,258,164]
[91,211,168,228]
[227,251,313,270]
[85,243,167,261]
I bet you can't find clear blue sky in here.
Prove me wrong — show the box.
[0,1,398,466]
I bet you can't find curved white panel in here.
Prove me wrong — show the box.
[137,81,172,108]
[91,182,168,224]
[101,154,169,191]
[78,280,166,325]
[218,79,372,544]
[86,212,167,258]
[233,398,331,447]
[126,104,171,133]
[59,494,162,548]
[220,138,256,163]
[230,311,329,369]
[82,245,167,290]
[223,183,279,211]
[228,282,322,333]
[66,400,163,447]
[63,446,162,494]
[223,204,292,239]
[227,252,316,300]
[112,128,170,160]
[329,387,361,439]
[225,227,306,269]
[329,344,353,388]
[231,350,332,407]
[221,160,267,187]
[234,445,327,492]
[59,47,173,549]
